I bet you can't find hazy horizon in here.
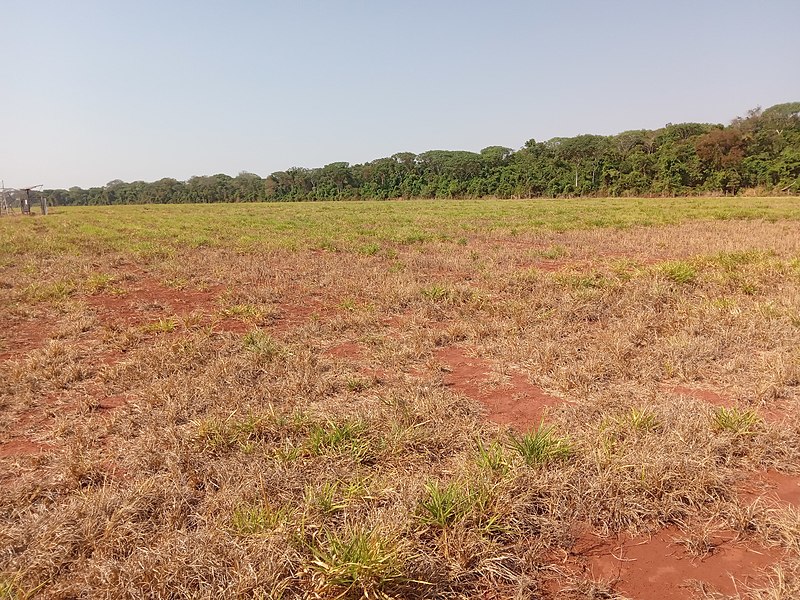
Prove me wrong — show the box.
[2,0,799,189]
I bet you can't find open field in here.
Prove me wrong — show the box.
[1,197,800,599]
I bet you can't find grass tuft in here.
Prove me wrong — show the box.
[305,481,349,515]
[220,303,264,319]
[307,420,373,463]
[242,329,282,358]
[509,424,572,466]
[420,284,451,302]
[309,527,407,599]
[142,317,178,333]
[538,244,568,259]
[624,407,661,433]
[231,503,289,535]
[711,406,761,435]
[475,438,510,476]
[417,480,474,528]
[660,260,697,284]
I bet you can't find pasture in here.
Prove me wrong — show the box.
[1,197,800,599]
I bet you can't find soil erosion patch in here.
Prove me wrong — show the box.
[569,526,782,599]
[86,278,222,326]
[738,470,800,507]
[435,346,563,430]
[0,320,51,361]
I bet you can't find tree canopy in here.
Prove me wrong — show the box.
[45,102,800,206]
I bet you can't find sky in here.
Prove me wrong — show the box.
[1,0,799,189]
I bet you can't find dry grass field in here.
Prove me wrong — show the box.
[1,197,800,599]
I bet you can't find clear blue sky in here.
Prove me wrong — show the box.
[2,0,798,189]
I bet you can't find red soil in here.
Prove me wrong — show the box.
[270,298,323,332]
[99,349,126,366]
[672,385,730,407]
[213,317,250,334]
[738,470,800,507]
[87,278,223,326]
[0,319,51,361]
[325,341,364,359]
[380,314,406,328]
[567,526,782,599]
[0,439,51,458]
[761,400,791,424]
[435,346,563,430]
[95,395,128,411]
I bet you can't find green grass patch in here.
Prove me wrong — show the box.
[660,260,697,284]
[22,280,76,302]
[242,329,282,359]
[231,502,289,535]
[537,244,568,259]
[142,318,178,333]
[509,424,572,466]
[308,527,408,599]
[307,420,373,462]
[475,439,510,476]
[711,407,761,435]
[4,198,799,258]
[417,481,475,528]
[221,303,264,320]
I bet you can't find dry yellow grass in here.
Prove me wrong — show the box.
[0,201,799,599]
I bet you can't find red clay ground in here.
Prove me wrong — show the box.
[270,297,324,332]
[324,341,365,360]
[672,385,731,407]
[2,253,798,597]
[0,439,51,459]
[0,319,52,361]
[435,346,564,430]
[561,526,783,600]
[86,277,223,326]
[738,470,800,507]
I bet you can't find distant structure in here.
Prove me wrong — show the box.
[0,182,46,216]
[0,182,10,216]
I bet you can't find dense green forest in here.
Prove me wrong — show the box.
[46,102,800,205]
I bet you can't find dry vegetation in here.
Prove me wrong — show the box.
[1,198,799,599]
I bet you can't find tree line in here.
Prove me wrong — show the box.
[46,102,800,205]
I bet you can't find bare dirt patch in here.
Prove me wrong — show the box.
[435,346,563,430]
[671,385,731,407]
[94,394,128,411]
[0,439,51,458]
[86,278,223,326]
[99,349,126,366]
[269,298,325,332]
[212,317,250,334]
[0,319,51,361]
[324,341,364,360]
[565,526,783,599]
[738,470,800,507]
